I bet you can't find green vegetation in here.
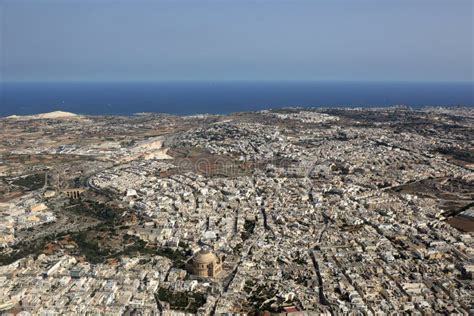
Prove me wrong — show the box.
[293,256,306,265]
[70,231,111,264]
[67,200,121,222]
[244,280,279,313]
[0,191,190,267]
[154,247,188,269]
[241,220,256,241]
[435,147,474,163]
[157,287,206,314]
[113,236,189,268]
[0,239,47,265]
[12,173,45,191]
[69,229,189,265]
[0,230,71,266]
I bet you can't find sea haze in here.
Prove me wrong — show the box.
[0,81,472,117]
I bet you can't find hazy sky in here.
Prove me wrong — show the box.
[1,0,472,82]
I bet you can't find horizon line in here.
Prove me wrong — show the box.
[2,79,473,84]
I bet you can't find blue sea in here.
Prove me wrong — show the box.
[0,81,472,117]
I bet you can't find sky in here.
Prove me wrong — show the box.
[0,0,472,82]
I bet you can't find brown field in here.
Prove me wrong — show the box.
[447,217,474,232]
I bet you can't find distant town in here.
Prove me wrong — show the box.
[0,106,472,315]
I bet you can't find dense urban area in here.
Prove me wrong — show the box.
[0,107,472,315]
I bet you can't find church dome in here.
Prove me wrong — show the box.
[187,247,223,277]
[193,248,218,265]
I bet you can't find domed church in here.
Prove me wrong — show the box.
[186,247,223,278]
